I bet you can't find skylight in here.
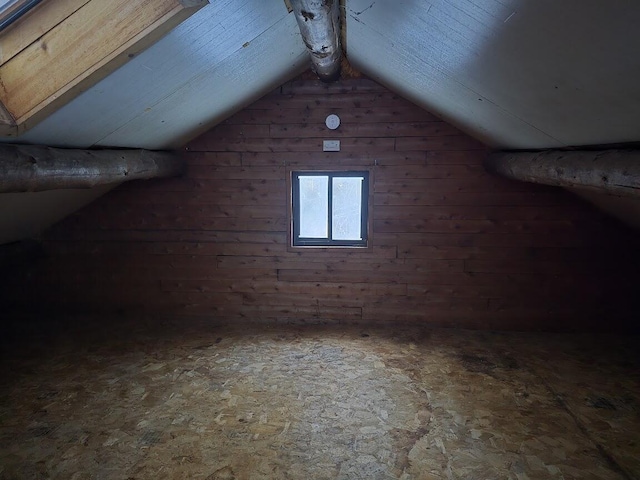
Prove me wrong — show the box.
[0,0,43,32]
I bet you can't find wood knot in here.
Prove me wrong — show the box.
[301,10,315,21]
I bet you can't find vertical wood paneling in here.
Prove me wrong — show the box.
[10,74,640,330]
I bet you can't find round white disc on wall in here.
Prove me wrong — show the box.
[325,114,340,130]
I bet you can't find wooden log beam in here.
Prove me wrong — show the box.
[289,0,341,82]
[0,144,185,192]
[484,150,640,197]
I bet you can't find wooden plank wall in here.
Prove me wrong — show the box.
[11,75,640,330]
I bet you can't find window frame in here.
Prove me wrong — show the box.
[0,0,42,33]
[290,169,371,248]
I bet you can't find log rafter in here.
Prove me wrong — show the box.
[484,150,640,198]
[0,144,185,193]
[289,0,341,82]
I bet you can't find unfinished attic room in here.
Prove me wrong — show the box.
[3,0,640,478]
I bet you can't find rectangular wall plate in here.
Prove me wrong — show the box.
[323,140,340,152]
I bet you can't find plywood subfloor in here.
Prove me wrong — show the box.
[0,317,639,479]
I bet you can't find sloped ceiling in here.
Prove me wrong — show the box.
[4,0,640,150]
[3,0,309,150]
[0,0,308,244]
[346,0,640,149]
[1,0,640,245]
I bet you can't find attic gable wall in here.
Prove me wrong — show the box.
[6,75,639,330]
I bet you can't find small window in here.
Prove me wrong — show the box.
[291,171,369,247]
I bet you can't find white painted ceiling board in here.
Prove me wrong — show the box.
[346,0,640,149]
[96,13,309,149]
[6,0,306,149]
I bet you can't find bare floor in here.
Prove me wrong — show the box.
[0,317,639,479]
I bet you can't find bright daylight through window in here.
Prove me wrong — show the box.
[291,171,369,247]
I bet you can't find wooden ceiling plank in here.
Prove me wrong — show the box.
[0,0,92,65]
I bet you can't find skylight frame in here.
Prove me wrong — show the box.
[0,0,43,32]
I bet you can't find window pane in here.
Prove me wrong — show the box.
[332,176,363,240]
[298,176,328,238]
[0,0,17,13]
